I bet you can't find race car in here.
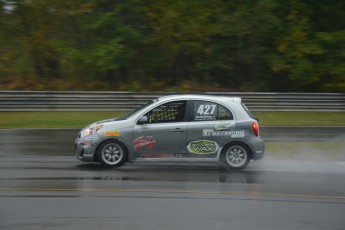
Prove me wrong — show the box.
[75,94,264,170]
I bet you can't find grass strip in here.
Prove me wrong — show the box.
[0,111,344,128]
[0,112,125,128]
[252,111,345,126]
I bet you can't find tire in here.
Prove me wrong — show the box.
[97,140,127,168]
[221,142,251,170]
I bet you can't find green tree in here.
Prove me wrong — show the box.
[1,0,62,89]
[269,0,345,92]
[0,0,344,92]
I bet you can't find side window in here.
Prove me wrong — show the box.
[146,100,187,124]
[218,104,233,120]
[193,101,233,121]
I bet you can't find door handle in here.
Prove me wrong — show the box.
[173,128,184,133]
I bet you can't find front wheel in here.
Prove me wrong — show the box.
[221,143,251,170]
[97,141,127,168]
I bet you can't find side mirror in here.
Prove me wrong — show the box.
[138,116,148,124]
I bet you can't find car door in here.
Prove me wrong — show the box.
[132,100,188,159]
[186,100,235,158]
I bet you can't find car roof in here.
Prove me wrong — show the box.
[157,94,242,104]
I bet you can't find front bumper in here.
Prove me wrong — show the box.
[75,136,99,162]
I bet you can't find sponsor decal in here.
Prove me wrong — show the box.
[215,122,234,131]
[187,140,219,154]
[84,136,98,141]
[202,129,245,138]
[195,115,216,120]
[140,153,172,158]
[139,153,183,158]
[133,136,157,151]
[230,131,245,138]
[104,130,120,136]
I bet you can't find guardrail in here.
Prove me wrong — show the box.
[0,91,344,111]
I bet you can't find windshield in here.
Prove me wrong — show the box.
[120,99,157,120]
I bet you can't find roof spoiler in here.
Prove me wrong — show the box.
[233,97,242,103]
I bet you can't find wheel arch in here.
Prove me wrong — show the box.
[95,138,130,162]
[221,141,253,159]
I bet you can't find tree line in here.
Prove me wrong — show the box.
[0,0,344,92]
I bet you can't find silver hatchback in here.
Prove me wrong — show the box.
[75,94,264,170]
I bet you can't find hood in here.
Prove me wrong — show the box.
[93,117,120,125]
[81,117,121,131]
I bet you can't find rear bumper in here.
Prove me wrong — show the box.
[248,137,265,160]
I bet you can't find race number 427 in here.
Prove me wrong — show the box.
[197,104,216,115]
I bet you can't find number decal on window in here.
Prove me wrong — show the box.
[204,105,211,114]
[197,104,216,115]
[197,105,205,115]
[194,101,233,121]
[204,104,216,115]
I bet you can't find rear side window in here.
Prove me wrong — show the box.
[242,103,256,119]
[193,100,233,121]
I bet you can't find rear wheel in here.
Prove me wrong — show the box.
[97,141,127,168]
[221,143,251,170]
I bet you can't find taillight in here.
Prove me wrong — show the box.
[252,121,259,137]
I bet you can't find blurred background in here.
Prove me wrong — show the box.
[0,0,345,141]
[0,0,344,130]
[0,0,344,92]
[0,3,345,229]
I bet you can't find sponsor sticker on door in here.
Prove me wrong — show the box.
[203,129,245,138]
[187,140,219,154]
[132,136,157,151]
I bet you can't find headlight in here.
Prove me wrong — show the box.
[81,124,103,137]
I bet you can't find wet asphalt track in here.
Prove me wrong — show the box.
[1,128,345,229]
[1,155,345,230]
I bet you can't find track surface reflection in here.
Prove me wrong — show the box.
[1,156,345,230]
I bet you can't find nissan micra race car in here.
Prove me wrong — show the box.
[75,95,264,170]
